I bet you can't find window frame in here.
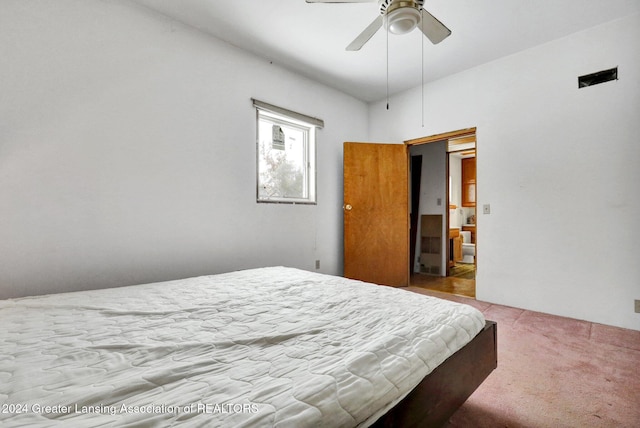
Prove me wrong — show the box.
[253,100,322,205]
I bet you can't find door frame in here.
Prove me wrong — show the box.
[405,127,477,280]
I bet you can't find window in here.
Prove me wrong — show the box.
[253,100,322,204]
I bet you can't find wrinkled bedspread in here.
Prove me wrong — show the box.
[0,267,484,427]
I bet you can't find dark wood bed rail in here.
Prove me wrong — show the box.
[372,320,497,428]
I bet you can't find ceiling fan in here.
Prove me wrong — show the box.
[306,0,451,51]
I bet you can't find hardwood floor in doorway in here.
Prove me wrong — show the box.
[410,273,475,298]
[449,263,475,280]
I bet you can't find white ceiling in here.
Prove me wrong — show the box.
[132,0,640,103]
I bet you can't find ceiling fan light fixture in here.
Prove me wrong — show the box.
[385,6,421,35]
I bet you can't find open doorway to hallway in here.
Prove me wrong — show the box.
[407,129,476,299]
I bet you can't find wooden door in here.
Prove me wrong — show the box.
[343,142,409,286]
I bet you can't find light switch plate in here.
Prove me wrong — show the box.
[635,299,640,313]
[483,204,491,214]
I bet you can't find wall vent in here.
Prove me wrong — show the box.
[578,67,618,88]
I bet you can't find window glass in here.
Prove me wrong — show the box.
[257,110,316,204]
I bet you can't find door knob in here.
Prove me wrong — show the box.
[344,204,353,211]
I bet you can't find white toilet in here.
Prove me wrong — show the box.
[460,231,475,264]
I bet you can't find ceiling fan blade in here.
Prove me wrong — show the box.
[419,9,451,44]
[346,15,383,51]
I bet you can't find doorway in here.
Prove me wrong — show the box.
[407,128,476,298]
[341,129,477,297]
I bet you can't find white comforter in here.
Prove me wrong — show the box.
[0,267,484,427]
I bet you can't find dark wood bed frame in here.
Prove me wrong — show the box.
[372,321,497,428]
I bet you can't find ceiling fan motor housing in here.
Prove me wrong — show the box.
[380,0,425,35]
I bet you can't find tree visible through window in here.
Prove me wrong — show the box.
[256,109,316,204]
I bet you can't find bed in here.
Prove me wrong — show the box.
[0,267,496,427]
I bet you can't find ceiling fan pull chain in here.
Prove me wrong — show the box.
[386,17,390,110]
[421,9,424,127]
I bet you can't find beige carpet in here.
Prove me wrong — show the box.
[407,287,640,427]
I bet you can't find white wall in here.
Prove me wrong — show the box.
[370,14,640,330]
[0,0,367,299]
[410,142,447,273]
[2,1,638,331]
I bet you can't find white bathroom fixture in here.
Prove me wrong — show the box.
[460,231,475,264]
